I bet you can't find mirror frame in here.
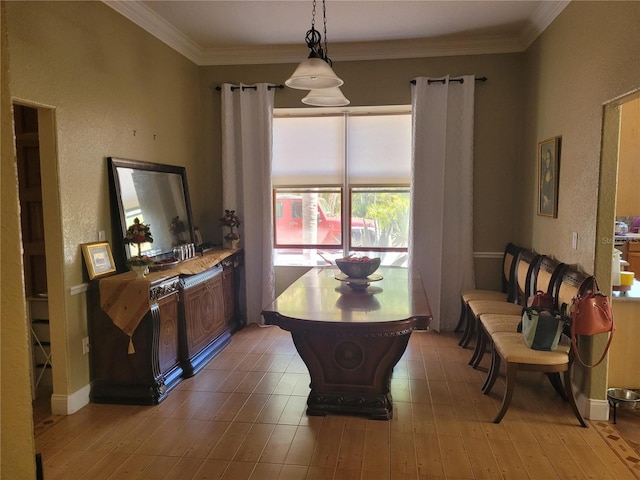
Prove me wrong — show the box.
[108,157,196,268]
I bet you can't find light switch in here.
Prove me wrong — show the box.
[572,231,578,249]
[98,230,105,241]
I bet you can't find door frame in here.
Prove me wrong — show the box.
[596,89,640,292]
[13,99,68,414]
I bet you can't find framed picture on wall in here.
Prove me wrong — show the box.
[537,136,561,218]
[81,241,116,279]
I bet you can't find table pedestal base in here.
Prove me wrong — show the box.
[307,391,392,420]
[290,329,413,420]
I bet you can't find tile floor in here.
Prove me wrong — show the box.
[34,325,640,479]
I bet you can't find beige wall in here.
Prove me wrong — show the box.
[520,1,640,400]
[520,1,640,264]
[1,2,37,477]
[5,1,204,404]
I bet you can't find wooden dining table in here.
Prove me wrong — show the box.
[262,266,432,420]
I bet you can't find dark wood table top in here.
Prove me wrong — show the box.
[263,266,432,330]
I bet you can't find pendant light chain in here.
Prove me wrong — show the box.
[285,0,345,96]
[305,0,324,61]
[322,0,329,62]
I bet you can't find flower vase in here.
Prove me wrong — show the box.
[231,239,240,250]
[131,265,148,279]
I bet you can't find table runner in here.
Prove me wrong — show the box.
[99,249,236,351]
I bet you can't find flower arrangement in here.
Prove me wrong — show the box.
[127,255,154,267]
[219,209,241,241]
[124,217,154,267]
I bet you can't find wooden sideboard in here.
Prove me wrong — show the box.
[88,249,243,404]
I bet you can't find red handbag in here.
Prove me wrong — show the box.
[527,290,554,309]
[570,280,614,367]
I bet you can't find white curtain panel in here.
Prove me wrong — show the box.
[221,84,276,325]
[409,76,476,331]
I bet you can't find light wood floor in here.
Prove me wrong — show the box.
[35,325,640,480]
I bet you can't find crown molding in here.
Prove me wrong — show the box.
[520,0,570,49]
[104,0,202,64]
[198,34,525,66]
[104,0,565,67]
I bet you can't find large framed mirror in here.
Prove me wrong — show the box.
[108,157,195,264]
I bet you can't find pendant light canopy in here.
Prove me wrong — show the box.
[302,87,350,107]
[285,0,345,93]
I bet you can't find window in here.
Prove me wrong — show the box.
[273,107,411,266]
[350,186,410,250]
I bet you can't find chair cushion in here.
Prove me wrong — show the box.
[480,313,521,335]
[461,290,507,303]
[492,331,569,365]
[467,300,522,317]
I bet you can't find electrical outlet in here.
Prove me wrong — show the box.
[82,336,90,355]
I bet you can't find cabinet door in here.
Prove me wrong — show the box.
[628,241,640,280]
[181,274,225,359]
[222,265,235,326]
[157,294,180,374]
[609,301,640,388]
[627,253,640,280]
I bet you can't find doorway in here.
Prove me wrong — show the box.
[614,97,640,283]
[596,90,640,283]
[595,89,640,442]
[14,104,52,422]
[12,101,66,424]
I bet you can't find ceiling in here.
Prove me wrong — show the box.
[104,0,569,66]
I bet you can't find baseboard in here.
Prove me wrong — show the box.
[51,383,90,415]
[576,390,610,421]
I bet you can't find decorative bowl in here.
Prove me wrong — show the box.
[148,257,180,272]
[335,257,381,279]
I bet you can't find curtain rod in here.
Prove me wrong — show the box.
[216,78,485,90]
[214,84,284,91]
[410,76,487,85]
[214,78,485,90]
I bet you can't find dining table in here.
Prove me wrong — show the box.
[262,266,432,420]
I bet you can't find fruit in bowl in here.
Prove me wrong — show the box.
[335,256,381,279]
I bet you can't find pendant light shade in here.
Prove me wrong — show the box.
[286,0,345,100]
[302,87,350,106]
[285,58,343,90]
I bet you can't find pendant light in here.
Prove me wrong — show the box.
[302,87,350,107]
[285,0,344,91]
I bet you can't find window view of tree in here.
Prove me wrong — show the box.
[351,187,410,250]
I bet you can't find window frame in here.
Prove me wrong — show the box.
[272,106,412,262]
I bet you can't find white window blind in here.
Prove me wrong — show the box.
[272,116,344,185]
[347,114,412,185]
[272,109,411,186]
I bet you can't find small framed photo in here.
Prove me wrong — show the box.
[81,241,116,279]
[537,136,561,217]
